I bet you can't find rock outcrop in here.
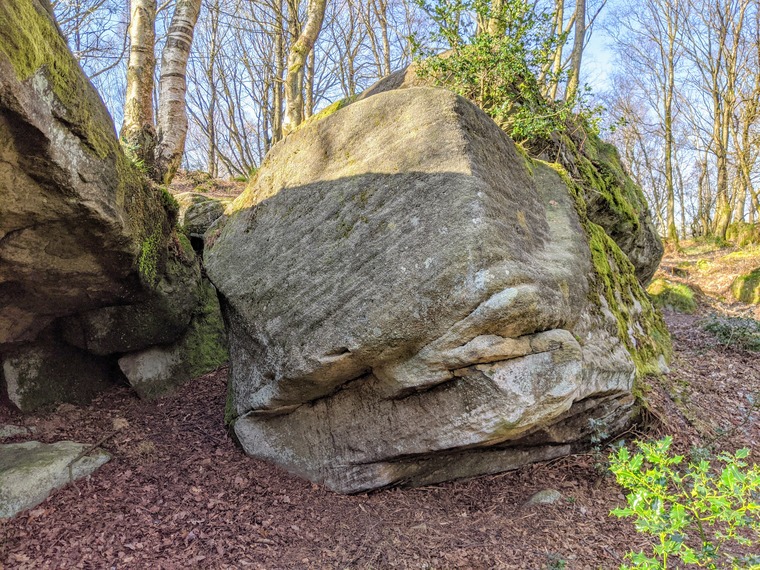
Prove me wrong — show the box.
[175,192,231,241]
[118,278,228,398]
[206,87,669,493]
[0,1,227,409]
[732,268,760,304]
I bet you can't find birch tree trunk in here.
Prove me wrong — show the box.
[565,0,585,103]
[155,0,202,184]
[283,0,328,134]
[271,0,286,145]
[120,0,157,171]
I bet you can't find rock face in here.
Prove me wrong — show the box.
[1,336,115,411]
[0,440,110,518]
[732,268,760,304]
[175,192,231,240]
[0,1,227,409]
[118,278,229,398]
[206,87,669,493]
[0,1,170,346]
[358,64,664,285]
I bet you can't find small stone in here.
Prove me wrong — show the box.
[525,489,563,506]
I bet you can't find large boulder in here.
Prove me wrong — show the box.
[0,1,172,347]
[0,1,226,408]
[206,87,669,493]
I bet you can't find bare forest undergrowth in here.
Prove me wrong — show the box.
[1,255,759,568]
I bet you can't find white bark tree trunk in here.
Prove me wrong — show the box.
[155,0,202,184]
[120,0,157,171]
[283,0,328,134]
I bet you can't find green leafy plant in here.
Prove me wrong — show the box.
[702,316,760,352]
[412,0,585,142]
[609,436,760,569]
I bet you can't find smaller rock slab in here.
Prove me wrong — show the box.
[0,441,110,518]
[0,425,35,440]
[175,192,231,238]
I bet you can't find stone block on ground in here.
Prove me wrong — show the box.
[0,440,110,518]
[118,278,228,398]
[1,337,115,411]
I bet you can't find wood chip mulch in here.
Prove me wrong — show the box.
[1,310,758,569]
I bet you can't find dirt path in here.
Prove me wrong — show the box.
[1,308,758,569]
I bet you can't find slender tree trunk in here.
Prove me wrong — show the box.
[565,0,586,102]
[204,0,219,176]
[272,0,285,144]
[120,0,157,171]
[283,0,328,133]
[547,0,566,100]
[378,0,391,74]
[154,0,202,184]
[698,153,712,235]
[305,47,315,119]
[663,9,678,245]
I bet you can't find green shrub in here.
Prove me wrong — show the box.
[702,316,760,352]
[412,0,596,142]
[609,436,760,569]
[647,279,698,313]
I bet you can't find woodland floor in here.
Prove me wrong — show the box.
[1,246,759,569]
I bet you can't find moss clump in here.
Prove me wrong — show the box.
[184,280,229,378]
[726,222,760,247]
[586,222,671,375]
[160,187,179,224]
[297,96,357,131]
[731,268,760,304]
[562,132,646,241]
[647,279,698,313]
[138,228,162,286]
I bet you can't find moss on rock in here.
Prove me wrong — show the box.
[586,223,671,376]
[731,268,760,304]
[117,278,228,400]
[0,1,115,159]
[647,279,698,314]
[726,222,760,247]
[535,159,671,377]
